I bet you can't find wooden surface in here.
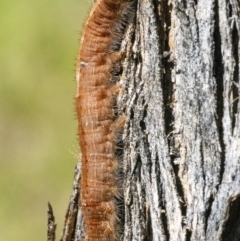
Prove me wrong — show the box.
[48,0,240,240]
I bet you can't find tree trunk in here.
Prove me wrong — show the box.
[48,0,240,240]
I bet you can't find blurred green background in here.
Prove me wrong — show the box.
[0,1,90,240]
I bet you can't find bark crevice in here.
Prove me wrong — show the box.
[221,195,240,241]
[213,0,225,184]
[231,21,239,133]
[186,229,192,241]
[205,193,215,233]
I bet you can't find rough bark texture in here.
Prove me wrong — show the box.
[48,0,240,240]
[47,203,57,241]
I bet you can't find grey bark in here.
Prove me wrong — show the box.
[48,0,240,240]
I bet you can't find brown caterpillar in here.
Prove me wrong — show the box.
[75,0,134,240]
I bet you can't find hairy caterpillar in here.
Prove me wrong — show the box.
[75,0,135,240]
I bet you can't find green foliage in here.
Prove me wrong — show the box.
[0,0,90,240]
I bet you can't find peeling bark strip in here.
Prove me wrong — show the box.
[47,203,56,241]
[75,1,135,240]
[60,164,83,241]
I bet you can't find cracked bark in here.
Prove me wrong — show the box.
[48,0,240,240]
